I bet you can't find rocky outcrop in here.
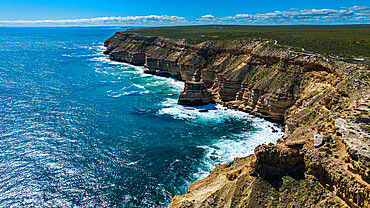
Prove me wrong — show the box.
[109,51,145,65]
[178,81,212,106]
[335,118,370,182]
[178,69,213,106]
[104,32,370,208]
[254,144,305,185]
[168,154,346,208]
[305,147,370,208]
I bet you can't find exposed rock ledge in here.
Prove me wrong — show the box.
[104,32,369,207]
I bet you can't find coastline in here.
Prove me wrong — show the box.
[103,31,369,207]
[101,45,285,178]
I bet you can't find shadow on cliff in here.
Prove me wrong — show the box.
[254,144,305,188]
[255,164,305,188]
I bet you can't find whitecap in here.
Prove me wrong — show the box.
[127,161,139,166]
[109,90,150,98]
[140,73,151,77]
[97,45,107,51]
[46,162,63,169]
[132,84,146,90]
[89,57,110,63]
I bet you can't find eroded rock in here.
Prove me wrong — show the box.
[103,32,370,208]
[178,81,212,106]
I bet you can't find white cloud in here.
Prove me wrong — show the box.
[198,14,215,19]
[0,6,368,26]
[0,15,187,26]
[196,14,217,23]
[342,6,370,11]
[208,7,369,24]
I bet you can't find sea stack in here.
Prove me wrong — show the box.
[178,69,212,106]
[178,81,212,106]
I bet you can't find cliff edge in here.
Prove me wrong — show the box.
[104,31,369,208]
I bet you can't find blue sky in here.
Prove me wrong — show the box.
[0,0,368,26]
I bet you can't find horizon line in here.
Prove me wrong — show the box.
[0,23,369,28]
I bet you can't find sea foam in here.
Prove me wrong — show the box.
[92,42,282,188]
[158,97,283,181]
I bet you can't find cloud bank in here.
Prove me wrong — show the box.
[0,15,186,26]
[217,6,370,24]
[0,6,368,26]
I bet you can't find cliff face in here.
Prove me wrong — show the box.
[104,32,369,208]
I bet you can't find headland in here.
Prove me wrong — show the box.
[103,25,369,208]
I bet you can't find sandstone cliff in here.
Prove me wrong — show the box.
[104,32,369,208]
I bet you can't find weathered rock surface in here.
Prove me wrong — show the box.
[104,32,370,208]
[178,81,212,106]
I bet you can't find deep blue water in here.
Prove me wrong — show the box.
[0,27,283,207]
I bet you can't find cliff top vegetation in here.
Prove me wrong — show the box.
[126,25,369,62]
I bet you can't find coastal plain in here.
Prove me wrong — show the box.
[103,25,370,208]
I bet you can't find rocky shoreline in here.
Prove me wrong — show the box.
[104,32,369,207]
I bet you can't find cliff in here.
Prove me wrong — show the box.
[104,32,370,208]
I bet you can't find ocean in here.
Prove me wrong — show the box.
[0,27,283,207]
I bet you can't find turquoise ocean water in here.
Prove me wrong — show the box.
[0,27,283,207]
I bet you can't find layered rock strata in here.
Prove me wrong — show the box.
[104,32,370,208]
[178,81,212,106]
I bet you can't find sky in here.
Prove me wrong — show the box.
[0,0,368,26]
